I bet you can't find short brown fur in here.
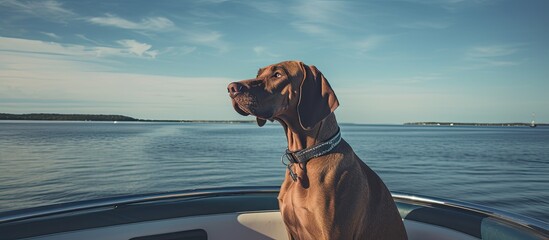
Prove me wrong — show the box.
[228,61,407,240]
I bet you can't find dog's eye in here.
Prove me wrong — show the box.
[274,73,282,78]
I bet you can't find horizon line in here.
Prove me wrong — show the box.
[0,113,547,126]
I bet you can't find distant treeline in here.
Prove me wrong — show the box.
[405,122,547,127]
[0,113,138,121]
[0,113,255,124]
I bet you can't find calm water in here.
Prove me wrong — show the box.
[0,121,548,223]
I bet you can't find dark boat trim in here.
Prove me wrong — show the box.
[392,193,549,238]
[0,186,280,224]
[0,186,547,240]
[392,193,549,236]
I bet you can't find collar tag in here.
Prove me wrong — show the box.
[281,153,298,181]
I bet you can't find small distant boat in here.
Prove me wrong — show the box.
[113,121,118,124]
[530,113,537,128]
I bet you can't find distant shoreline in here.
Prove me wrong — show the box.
[404,122,547,127]
[1,113,545,126]
[0,113,254,124]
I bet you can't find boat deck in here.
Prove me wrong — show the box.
[0,187,547,240]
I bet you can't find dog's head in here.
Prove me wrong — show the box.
[228,61,339,129]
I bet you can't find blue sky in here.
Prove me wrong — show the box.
[1,0,547,124]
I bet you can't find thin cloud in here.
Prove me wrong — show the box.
[400,21,452,29]
[0,36,158,59]
[291,22,330,36]
[466,45,518,58]
[253,46,279,57]
[197,0,230,4]
[117,40,158,58]
[87,14,175,31]
[245,1,282,14]
[184,30,229,52]
[0,0,74,22]
[355,35,387,53]
[395,74,444,84]
[187,31,222,43]
[289,0,349,36]
[87,13,228,52]
[41,32,61,39]
[291,0,346,24]
[161,46,197,56]
[402,0,496,8]
[461,44,522,69]
[75,34,103,45]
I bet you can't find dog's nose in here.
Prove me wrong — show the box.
[227,82,244,98]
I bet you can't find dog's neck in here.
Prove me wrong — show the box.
[277,113,339,152]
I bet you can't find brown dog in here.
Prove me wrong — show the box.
[228,61,407,240]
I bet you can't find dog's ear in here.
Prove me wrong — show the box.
[256,117,266,127]
[297,63,339,130]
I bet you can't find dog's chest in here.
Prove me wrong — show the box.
[278,178,331,238]
[279,187,312,237]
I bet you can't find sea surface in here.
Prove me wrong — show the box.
[0,121,548,223]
